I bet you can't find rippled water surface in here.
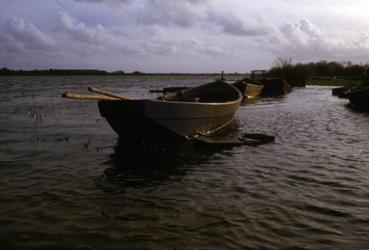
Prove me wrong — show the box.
[1,76,369,249]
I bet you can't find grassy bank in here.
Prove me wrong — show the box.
[306,76,363,86]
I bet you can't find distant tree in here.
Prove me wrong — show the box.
[268,59,368,83]
[269,58,306,86]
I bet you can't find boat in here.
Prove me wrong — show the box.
[259,78,292,96]
[347,86,369,111]
[231,78,264,100]
[98,80,243,144]
[332,85,352,98]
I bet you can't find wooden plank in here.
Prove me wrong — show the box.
[62,92,119,100]
[88,86,134,100]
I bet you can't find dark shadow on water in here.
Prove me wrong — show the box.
[96,120,271,191]
[96,138,226,191]
[345,103,369,114]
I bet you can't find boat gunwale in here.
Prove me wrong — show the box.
[150,96,242,106]
[107,83,243,106]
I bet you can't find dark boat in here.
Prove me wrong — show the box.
[260,78,292,96]
[98,80,243,144]
[332,85,354,98]
[347,87,369,111]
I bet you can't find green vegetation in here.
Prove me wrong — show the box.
[268,59,369,86]
[2,59,369,87]
[306,76,362,86]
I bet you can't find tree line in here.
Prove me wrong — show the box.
[269,58,369,79]
[0,68,224,76]
[0,68,126,76]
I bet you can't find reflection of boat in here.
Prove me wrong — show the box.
[347,87,369,111]
[98,80,242,143]
[231,78,264,101]
[98,138,222,190]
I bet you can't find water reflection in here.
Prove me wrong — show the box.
[98,138,224,191]
[97,119,271,192]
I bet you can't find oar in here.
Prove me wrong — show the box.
[62,92,119,101]
[88,86,134,100]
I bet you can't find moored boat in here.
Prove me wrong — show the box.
[98,80,243,143]
[232,78,264,100]
[347,86,369,111]
[260,78,292,96]
[332,85,352,98]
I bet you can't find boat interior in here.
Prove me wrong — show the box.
[162,80,241,103]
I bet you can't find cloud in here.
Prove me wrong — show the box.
[74,0,267,38]
[178,37,233,58]
[206,10,270,37]
[262,18,369,61]
[58,12,110,45]
[57,12,135,52]
[74,0,132,3]
[2,0,369,72]
[56,12,180,56]
[133,0,270,37]
[134,0,207,28]
[1,17,57,53]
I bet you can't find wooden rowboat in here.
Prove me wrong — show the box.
[98,80,242,143]
[231,78,264,100]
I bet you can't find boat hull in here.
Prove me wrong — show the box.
[98,81,242,144]
[245,84,263,98]
[348,88,369,111]
[98,98,240,143]
[98,100,184,144]
[232,79,263,100]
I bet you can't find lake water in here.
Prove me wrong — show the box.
[0,75,369,249]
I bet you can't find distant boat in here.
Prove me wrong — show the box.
[259,78,292,96]
[231,78,264,100]
[98,80,243,143]
[332,86,351,98]
[347,86,369,111]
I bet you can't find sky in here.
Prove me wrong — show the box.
[1,0,369,73]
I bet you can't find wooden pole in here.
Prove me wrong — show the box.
[88,86,134,100]
[62,92,119,101]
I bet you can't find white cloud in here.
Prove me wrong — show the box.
[55,12,236,59]
[56,12,146,56]
[261,18,369,62]
[1,17,57,53]
[205,10,270,37]
[58,12,105,44]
